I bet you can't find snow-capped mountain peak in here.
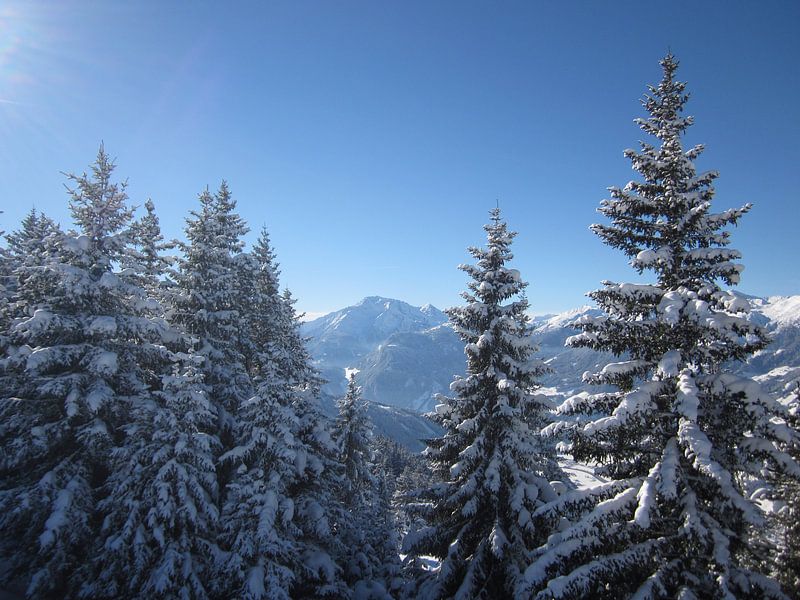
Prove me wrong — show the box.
[303,296,447,342]
[534,305,601,333]
[757,295,800,328]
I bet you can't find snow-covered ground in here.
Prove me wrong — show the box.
[559,457,606,489]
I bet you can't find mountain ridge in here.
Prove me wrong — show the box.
[302,293,800,412]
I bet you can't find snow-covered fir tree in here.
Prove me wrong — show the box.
[235,226,294,381]
[334,374,402,598]
[216,227,305,599]
[123,198,174,300]
[2,209,62,330]
[88,350,221,599]
[277,299,350,599]
[336,374,375,510]
[170,182,251,476]
[4,208,62,283]
[372,434,436,577]
[217,226,348,598]
[0,147,174,598]
[218,359,302,600]
[370,477,405,599]
[403,208,566,599]
[775,382,800,598]
[1,209,62,364]
[525,55,799,599]
[72,192,225,599]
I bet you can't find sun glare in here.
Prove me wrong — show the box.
[0,3,40,104]
[0,2,81,165]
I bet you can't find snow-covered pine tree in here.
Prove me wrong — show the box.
[333,374,401,598]
[278,287,325,394]
[526,55,799,599]
[390,444,435,549]
[4,209,62,289]
[216,228,302,600]
[87,350,221,599]
[277,288,349,598]
[0,210,65,490]
[235,226,285,379]
[403,208,565,599]
[218,358,302,600]
[335,374,375,510]
[123,198,174,300]
[776,383,800,598]
[1,209,62,372]
[374,434,434,592]
[218,225,347,598]
[0,147,174,598]
[170,182,251,478]
[371,475,405,599]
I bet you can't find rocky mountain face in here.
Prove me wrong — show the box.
[302,294,800,414]
[315,393,443,452]
[302,296,453,411]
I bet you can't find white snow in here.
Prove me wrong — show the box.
[87,316,117,335]
[657,350,681,378]
[559,458,605,489]
[91,350,119,376]
[760,295,800,327]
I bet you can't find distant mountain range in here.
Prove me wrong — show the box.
[302,294,800,415]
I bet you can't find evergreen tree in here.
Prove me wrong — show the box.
[217,229,302,599]
[776,382,800,598]
[88,351,221,599]
[235,227,285,379]
[170,182,251,472]
[219,226,347,598]
[334,375,401,598]
[218,362,301,600]
[403,208,565,599]
[525,55,798,599]
[123,198,174,300]
[279,287,324,394]
[4,209,62,291]
[0,147,172,598]
[280,292,349,599]
[1,209,62,378]
[81,194,224,598]
[335,374,375,510]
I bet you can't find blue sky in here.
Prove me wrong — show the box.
[2,1,798,317]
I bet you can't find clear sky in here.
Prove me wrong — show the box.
[2,1,798,317]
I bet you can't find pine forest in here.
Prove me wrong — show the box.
[1,55,798,599]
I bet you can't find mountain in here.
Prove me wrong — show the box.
[301,296,450,403]
[303,296,447,360]
[744,295,800,394]
[316,393,443,452]
[302,294,800,413]
[532,307,613,393]
[357,324,465,412]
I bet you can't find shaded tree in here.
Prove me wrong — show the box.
[404,208,566,599]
